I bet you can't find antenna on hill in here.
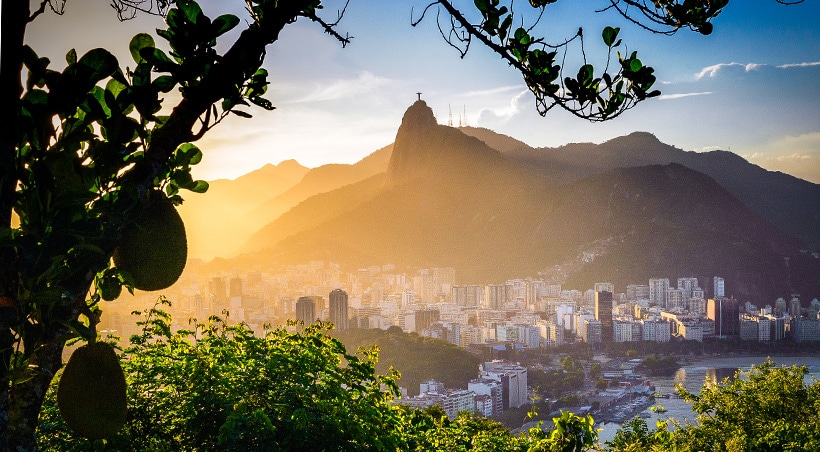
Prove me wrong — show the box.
[448,104,453,127]
[463,104,469,127]
[416,92,422,101]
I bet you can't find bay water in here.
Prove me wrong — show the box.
[595,355,820,444]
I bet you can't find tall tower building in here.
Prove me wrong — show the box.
[789,296,802,318]
[229,276,243,298]
[452,285,483,307]
[595,291,614,341]
[295,296,316,325]
[707,297,740,338]
[677,277,699,304]
[809,298,820,320]
[713,276,725,298]
[485,284,508,309]
[649,278,670,308]
[329,289,350,330]
[774,298,788,317]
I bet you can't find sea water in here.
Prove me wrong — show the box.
[595,355,820,444]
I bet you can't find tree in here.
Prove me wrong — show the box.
[0,0,785,448]
[0,1,352,448]
[38,300,408,451]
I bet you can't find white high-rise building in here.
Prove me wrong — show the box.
[677,277,699,305]
[713,276,725,298]
[480,362,528,410]
[485,284,508,309]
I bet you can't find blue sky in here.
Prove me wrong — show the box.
[24,0,820,183]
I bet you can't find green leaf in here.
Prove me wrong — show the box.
[129,33,156,64]
[231,110,252,118]
[141,47,176,72]
[175,143,202,166]
[179,0,204,24]
[602,26,620,48]
[188,180,209,193]
[630,59,643,72]
[153,75,177,92]
[77,48,119,82]
[249,96,274,111]
[66,49,77,65]
[474,0,491,12]
[212,14,240,37]
[105,78,128,100]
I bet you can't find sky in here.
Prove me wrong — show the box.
[23,0,820,183]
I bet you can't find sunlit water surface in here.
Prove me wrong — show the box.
[596,355,820,444]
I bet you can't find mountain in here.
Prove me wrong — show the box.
[177,160,309,259]
[240,144,393,237]
[460,128,820,250]
[229,101,819,303]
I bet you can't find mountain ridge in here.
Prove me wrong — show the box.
[187,102,819,303]
[201,102,818,303]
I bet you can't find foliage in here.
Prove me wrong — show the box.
[676,359,820,451]
[38,299,407,451]
[413,1,734,121]
[332,327,481,396]
[636,355,679,375]
[527,410,598,452]
[1,0,352,447]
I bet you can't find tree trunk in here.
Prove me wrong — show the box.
[6,339,66,452]
[1,0,28,446]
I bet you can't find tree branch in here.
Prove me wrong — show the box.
[128,1,318,197]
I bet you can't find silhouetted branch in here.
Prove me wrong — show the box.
[29,0,65,23]
[302,9,353,47]
[110,0,171,20]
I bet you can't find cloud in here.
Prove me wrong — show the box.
[459,85,524,98]
[693,145,724,153]
[657,92,712,100]
[475,89,530,125]
[292,71,396,103]
[740,132,820,183]
[695,61,820,80]
[777,61,820,69]
[694,62,765,79]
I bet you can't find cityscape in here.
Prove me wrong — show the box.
[99,260,820,421]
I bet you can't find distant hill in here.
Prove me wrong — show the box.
[460,128,820,250]
[226,101,819,303]
[241,144,392,236]
[180,145,392,259]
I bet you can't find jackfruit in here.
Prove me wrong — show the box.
[57,342,127,440]
[113,200,187,291]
